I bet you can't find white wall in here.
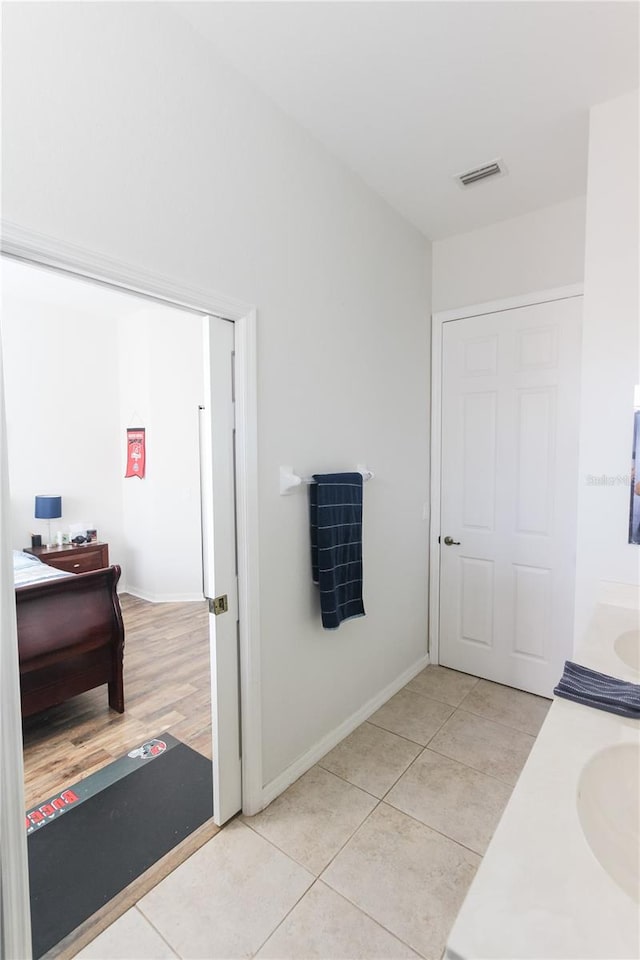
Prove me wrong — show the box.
[1,266,125,563]
[1,260,205,601]
[118,307,204,602]
[1,3,431,789]
[432,196,586,312]
[574,89,640,637]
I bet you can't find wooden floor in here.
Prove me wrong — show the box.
[22,593,222,959]
[23,593,212,810]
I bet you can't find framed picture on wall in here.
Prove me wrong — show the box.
[629,409,640,545]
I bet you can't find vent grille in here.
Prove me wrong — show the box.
[456,159,506,188]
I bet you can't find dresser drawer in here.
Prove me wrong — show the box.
[44,545,109,574]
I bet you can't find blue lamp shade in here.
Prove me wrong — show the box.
[34,495,62,520]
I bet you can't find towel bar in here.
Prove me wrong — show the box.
[280,465,374,495]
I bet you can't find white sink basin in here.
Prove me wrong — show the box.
[614,629,640,672]
[577,743,640,903]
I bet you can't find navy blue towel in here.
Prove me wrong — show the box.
[554,660,640,719]
[309,472,365,630]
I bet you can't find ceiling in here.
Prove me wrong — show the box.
[175,1,638,240]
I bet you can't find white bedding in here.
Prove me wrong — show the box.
[13,549,72,587]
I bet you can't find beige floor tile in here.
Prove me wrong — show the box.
[257,880,421,959]
[459,678,551,736]
[428,710,535,785]
[75,908,177,959]
[368,689,453,745]
[406,665,479,707]
[137,820,314,959]
[323,802,479,960]
[386,748,512,854]
[319,722,422,798]
[243,765,377,875]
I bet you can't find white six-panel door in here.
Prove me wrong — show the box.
[200,315,242,825]
[439,297,582,697]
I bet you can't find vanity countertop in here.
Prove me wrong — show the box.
[445,597,640,960]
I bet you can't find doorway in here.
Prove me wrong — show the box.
[430,287,583,697]
[0,229,261,960]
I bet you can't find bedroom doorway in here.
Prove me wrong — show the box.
[2,258,241,817]
[0,237,261,959]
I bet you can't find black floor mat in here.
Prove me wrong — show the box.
[28,733,213,958]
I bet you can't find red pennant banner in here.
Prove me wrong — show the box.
[125,428,146,479]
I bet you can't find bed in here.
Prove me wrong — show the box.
[14,550,125,718]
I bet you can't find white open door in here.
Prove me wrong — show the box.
[200,315,242,825]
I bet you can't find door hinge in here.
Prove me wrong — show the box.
[210,595,229,616]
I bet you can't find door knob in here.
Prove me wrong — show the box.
[443,536,461,546]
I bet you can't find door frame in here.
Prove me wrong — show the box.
[0,220,263,959]
[428,283,584,667]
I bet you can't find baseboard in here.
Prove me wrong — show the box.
[121,585,205,604]
[260,652,430,810]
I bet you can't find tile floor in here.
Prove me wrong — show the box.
[75,666,551,960]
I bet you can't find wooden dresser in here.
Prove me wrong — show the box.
[25,542,109,574]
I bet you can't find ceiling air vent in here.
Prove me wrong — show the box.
[455,159,506,188]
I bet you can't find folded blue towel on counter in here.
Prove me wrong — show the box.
[553,661,640,719]
[309,472,365,630]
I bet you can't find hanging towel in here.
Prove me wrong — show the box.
[553,660,640,719]
[309,472,366,630]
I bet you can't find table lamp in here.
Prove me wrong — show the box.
[34,495,62,547]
